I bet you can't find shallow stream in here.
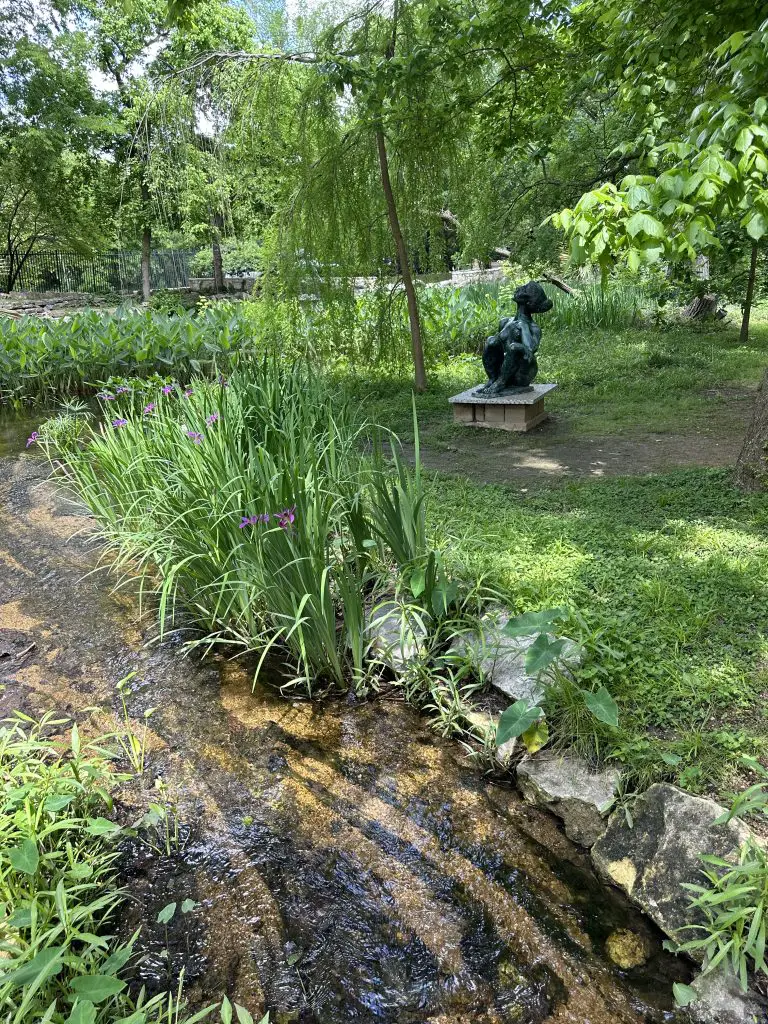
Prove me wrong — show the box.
[0,424,690,1023]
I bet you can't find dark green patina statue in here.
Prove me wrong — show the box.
[474,280,553,396]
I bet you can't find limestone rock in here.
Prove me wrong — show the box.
[462,709,516,767]
[367,600,427,672]
[591,784,751,943]
[516,752,620,847]
[689,967,768,1024]
[450,608,581,705]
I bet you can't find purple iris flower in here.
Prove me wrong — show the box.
[184,388,193,399]
[97,392,115,401]
[116,386,130,394]
[161,384,174,395]
[143,403,155,415]
[186,431,203,444]
[218,375,229,387]
[206,412,219,426]
[112,418,128,428]
[276,506,296,530]
[238,513,270,529]
[26,431,39,447]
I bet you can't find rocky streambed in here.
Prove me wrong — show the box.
[0,439,694,1023]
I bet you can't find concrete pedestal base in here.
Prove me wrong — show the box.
[449,383,557,432]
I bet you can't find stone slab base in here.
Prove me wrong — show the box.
[449,382,557,433]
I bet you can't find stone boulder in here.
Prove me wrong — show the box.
[591,784,751,943]
[367,599,427,672]
[450,608,582,705]
[689,967,767,1024]
[516,752,620,847]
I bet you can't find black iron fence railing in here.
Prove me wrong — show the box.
[0,249,196,294]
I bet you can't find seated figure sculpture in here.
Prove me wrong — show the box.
[474,280,553,396]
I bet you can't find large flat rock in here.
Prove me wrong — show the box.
[592,784,752,942]
[517,752,620,847]
[450,609,581,705]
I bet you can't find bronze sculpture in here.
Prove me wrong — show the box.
[474,281,553,395]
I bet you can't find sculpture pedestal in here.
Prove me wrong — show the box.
[449,383,557,432]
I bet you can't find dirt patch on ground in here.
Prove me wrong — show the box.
[414,428,743,486]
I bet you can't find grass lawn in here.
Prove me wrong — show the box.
[342,305,768,443]
[341,308,768,795]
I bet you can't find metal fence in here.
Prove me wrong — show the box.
[0,249,196,294]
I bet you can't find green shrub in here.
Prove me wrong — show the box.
[39,366,459,693]
[0,306,253,404]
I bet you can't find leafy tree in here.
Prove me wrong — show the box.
[0,2,108,290]
[168,0,571,391]
[551,4,768,341]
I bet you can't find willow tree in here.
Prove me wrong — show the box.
[173,0,569,391]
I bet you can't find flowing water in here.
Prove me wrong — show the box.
[0,426,691,1023]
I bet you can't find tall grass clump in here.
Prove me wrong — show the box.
[0,712,240,1023]
[40,363,459,692]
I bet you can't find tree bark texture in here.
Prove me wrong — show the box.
[211,211,225,292]
[141,226,151,302]
[740,241,759,345]
[376,128,426,392]
[682,293,718,320]
[735,366,768,490]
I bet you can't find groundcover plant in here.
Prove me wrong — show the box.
[0,712,262,1024]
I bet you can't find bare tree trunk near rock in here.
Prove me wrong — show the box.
[682,293,718,320]
[141,226,151,303]
[735,368,768,489]
[740,240,759,345]
[211,211,225,293]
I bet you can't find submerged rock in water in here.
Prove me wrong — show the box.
[517,751,620,847]
[592,784,751,943]
[689,966,768,1024]
[450,608,581,704]
[605,928,652,969]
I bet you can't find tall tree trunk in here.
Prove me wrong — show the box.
[141,226,151,302]
[375,128,426,392]
[211,212,225,293]
[735,368,768,489]
[740,240,759,345]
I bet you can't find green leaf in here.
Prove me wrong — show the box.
[745,211,767,241]
[8,839,40,875]
[181,899,199,913]
[521,719,549,754]
[525,634,567,676]
[157,902,177,924]
[71,721,80,758]
[235,1006,255,1024]
[220,996,233,1024]
[502,607,567,637]
[409,568,425,598]
[69,975,126,1003]
[626,211,666,239]
[84,818,121,836]
[66,1001,97,1024]
[0,946,65,987]
[673,983,698,1007]
[44,794,75,813]
[584,686,619,727]
[496,700,543,747]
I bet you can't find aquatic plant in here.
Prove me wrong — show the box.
[0,305,251,404]
[40,362,459,693]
